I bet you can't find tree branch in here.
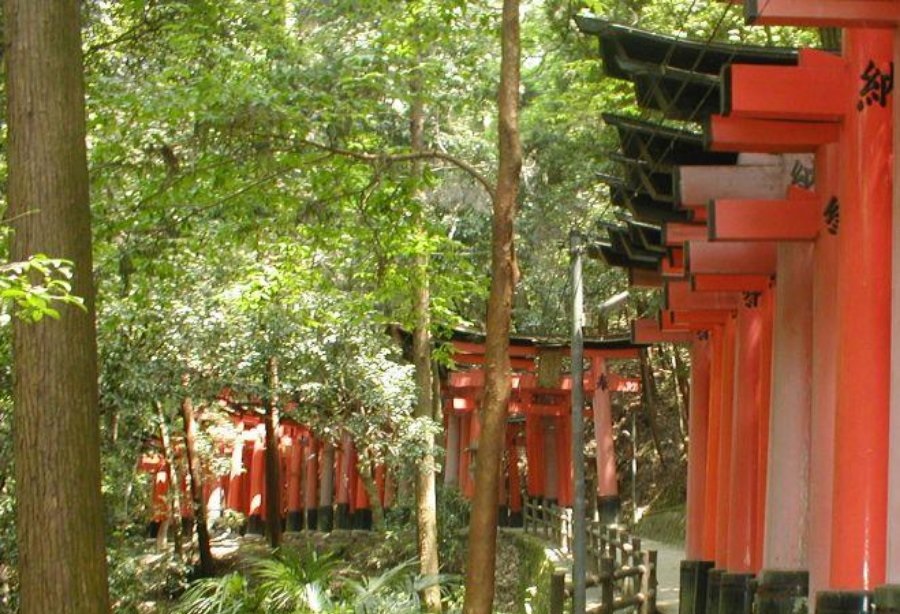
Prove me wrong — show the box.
[298,139,496,201]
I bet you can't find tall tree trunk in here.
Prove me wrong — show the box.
[409,53,442,613]
[462,2,521,612]
[5,2,111,608]
[155,401,183,559]
[180,375,215,576]
[264,356,283,548]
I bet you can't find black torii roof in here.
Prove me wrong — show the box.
[575,15,798,119]
[603,113,738,167]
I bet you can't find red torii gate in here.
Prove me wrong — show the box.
[440,331,642,526]
[579,4,900,612]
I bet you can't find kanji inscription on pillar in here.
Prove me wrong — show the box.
[823,197,840,235]
[857,61,894,111]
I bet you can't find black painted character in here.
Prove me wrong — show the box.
[858,60,894,111]
[823,197,840,235]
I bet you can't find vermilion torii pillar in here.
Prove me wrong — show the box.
[725,30,894,608]
[592,357,619,525]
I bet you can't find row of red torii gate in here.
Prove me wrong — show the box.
[140,331,643,537]
[573,1,900,613]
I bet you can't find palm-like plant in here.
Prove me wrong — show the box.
[253,547,341,613]
[173,571,260,614]
[341,559,457,614]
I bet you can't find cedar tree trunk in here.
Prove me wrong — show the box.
[462,2,521,612]
[5,2,111,608]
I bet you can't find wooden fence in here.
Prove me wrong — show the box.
[524,498,658,614]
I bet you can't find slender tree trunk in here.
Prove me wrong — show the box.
[5,1,111,610]
[180,375,215,575]
[670,346,690,444]
[156,401,183,559]
[639,348,667,466]
[463,2,521,612]
[409,54,443,613]
[264,356,283,548]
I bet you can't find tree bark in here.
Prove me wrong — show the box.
[264,356,283,548]
[462,2,521,612]
[639,348,667,466]
[179,375,215,576]
[409,49,443,613]
[5,2,111,608]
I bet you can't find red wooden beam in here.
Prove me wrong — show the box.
[660,309,733,330]
[724,54,846,121]
[665,280,743,311]
[691,274,771,293]
[629,267,664,288]
[452,340,538,357]
[631,317,695,344]
[661,258,686,279]
[664,223,709,247]
[709,189,820,241]
[686,242,778,275]
[452,353,535,371]
[745,0,900,27]
[706,115,840,153]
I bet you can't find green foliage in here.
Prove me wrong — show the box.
[512,533,558,614]
[253,548,341,613]
[175,572,261,614]
[174,546,458,614]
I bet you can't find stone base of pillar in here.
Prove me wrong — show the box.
[814,591,873,613]
[335,503,351,529]
[719,572,756,614]
[597,495,620,526]
[498,505,509,527]
[509,510,523,528]
[286,511,303,532]
[679,559,714,614]
[305,508,319,531]
[246,514,264,535]
[755,569,809,614]
[705,569,725,614]
[875,585,900,612]
[317,506,334,532]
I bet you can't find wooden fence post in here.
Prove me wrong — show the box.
[601,556,615,614]
[550,569,566,614]
[641,549,657,614]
